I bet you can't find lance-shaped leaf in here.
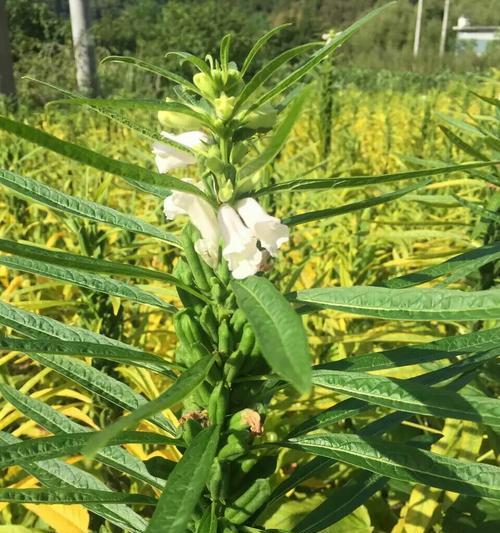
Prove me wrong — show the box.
[285,432,500,500]
[290,286,500,321]
[241,23,292,75]
[251,2,396,110]
[238,87,309,179]
[146,425,220,533]
[0,168,179,245]
[84,355,214,456]
[311,367,500,428]
[283,179,430,226]
[0,431,176,469]
[232,276,311,395]
[0,255,176,312]
[0,337,177,377]
[315,326,500,373]
[383,242,500,288]
[252,160,500,196]
[291,349,497,438]
[0,431,148,533]
[27,352,176,434]
[0,384,165,489]
[0,238,207,302]
[0,488,156,506]
[0,116,213,204]
[101,55,200,93]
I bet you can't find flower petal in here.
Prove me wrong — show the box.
[236,197,289,256]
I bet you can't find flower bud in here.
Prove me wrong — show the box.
[158,98,202,130]
[214,94,236,121]
[219,181,234,203]
[230,142,248,164]
[242,102,277,130]
[193,72,218,99]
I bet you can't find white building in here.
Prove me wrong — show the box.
[453,16,500,55]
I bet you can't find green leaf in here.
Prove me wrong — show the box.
[51,97,211,127]
[0,239,207,302]
[241,24,292,76]
[283,179,430,226]
[232,276,311,395]
[235,43,320,112]
[0,337,178,377]
[291,349,497,438]
[0,431,149,533]
[290,286,500,321]
[295,471,384,533]
[316,326,500,373]
[84,355,214,456]
[440,126,489,162]
[0,385,165,490]
[0,431,175,469]
[0,116,212,203]
[383,242,500,288]
[0,168,180,245]
[285,432,500,500]
[238,88,309,179]
[146,425,220,533]
[0,255,176,312]
[311,366,500,428]
[251,2,396,109]
[0,488,156,505]
[100,56,200,94]
[253,160,500,196]
[165,51,211,74]
[27,352,176,434]
[273,365,482,502]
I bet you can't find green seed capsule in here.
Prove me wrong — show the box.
[223,350,245,384]
[208,459,223,500]
[218,432,247,461]
[181,227,210,292]
[224,479,271,525]
[238,324,255,356]
[230,309,247,335]
[201,306,219,343]
[218,319,231,355]
[208,382,228,426]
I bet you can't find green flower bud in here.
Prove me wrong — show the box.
[228,409,262,434]
[193,72,218,99]
[158,97,202,130]
[214,94,236,121]
[219,181,234,203]
[218,432,247,461]
[230,142,248,164]
[242,102,277,130]
[224,68,244,96]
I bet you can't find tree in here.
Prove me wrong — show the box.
[0,0,15,98]
[68,0,98,96]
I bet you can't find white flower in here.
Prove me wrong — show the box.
[218,205,263,280]
[163,180,220,267]
[236,197,289,257]
[153,130,208,173]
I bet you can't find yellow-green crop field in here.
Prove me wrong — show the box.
[0,68,498,532]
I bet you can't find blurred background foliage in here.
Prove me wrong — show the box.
[5,0,500,105]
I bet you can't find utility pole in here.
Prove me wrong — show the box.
[68,0,99,96]
[439,0,450,57]
[0,0,16,98]
[413,0,424,58]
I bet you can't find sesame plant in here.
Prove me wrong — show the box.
[0,3,500,532]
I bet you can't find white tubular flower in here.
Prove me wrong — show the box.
[153,130,208,173]
[236,197,289,257]
[163,181,220,268]
[218,205,263,280]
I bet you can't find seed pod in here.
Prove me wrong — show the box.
[208,382,228,426]
[238,324,255,356]
[217,260,230,285]
[218,319,231,355]
[223,350,245,384]
[224,479,271,525]
[174,259,205,312]
[181,227,210,292]
[229,309,247,336]
[218,432,247,461]
[200,305,219,343]
[208,459,223,501]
